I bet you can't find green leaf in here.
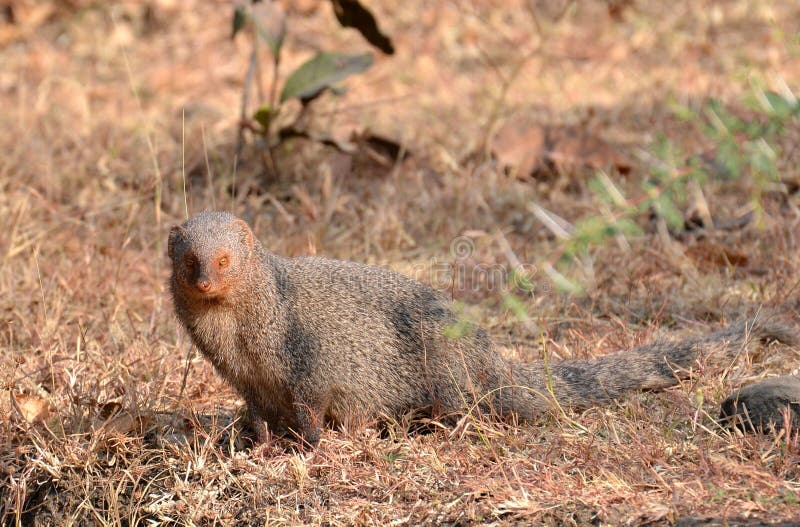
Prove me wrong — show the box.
[762,91,797,119]
[746,83,799,121]
[748,138,778,182]
[564,216,641,257]
[501,293,530,323]
[232,6,247,39]
[253,104,274,132]
[443,318,473,339]
[668,98,697,122]
[542,264,583,295]
[652,193,684,231]
[508,267,535,295]
[280,52,374,103]
[715,140,742,179]
[613,218,644,237]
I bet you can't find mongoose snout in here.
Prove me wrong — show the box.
[196,278,212,293]
[168,211,795,447]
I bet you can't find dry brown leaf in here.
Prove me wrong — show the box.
[543,126,631,175]
[98,401,123,420]
[103,412,137,436]
[94,410,140,437]
[12,393,53,423]
[0,3,55,47]
[350,129,411,167]
[492,120,545,180]
[685,241,749,270]
[493,119,631,180]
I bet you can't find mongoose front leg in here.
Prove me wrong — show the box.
[246,402,272,444]
[289,386,330,448]
[245,398,292,444]
[292,401,324,447]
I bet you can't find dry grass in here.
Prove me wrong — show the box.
[2,0,800,525]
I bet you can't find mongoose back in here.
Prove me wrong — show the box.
[168,211,794,446]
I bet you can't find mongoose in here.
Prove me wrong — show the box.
[720,376,800,433]
[168,211,795,446]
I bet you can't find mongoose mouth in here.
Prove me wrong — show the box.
[181,281,231,301]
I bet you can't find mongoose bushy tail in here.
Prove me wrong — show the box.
[720,375,800,433]
[168,211,794,445]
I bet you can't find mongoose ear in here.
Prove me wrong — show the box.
[232,219,254,251]
[168,225,185,259]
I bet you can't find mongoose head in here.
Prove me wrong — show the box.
[168,211,255,301]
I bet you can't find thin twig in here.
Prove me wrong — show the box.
[263,24,282,181]
[201,124,215,209]
[235,46,258,162]
[179,336,194,400]
[253,22,265,105]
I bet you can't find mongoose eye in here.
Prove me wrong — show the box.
[219,256,229,268]
[184,256,197,269]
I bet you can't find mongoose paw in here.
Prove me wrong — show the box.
[719,376,800,434]
[252,422,272,444]
[302,431,321,450]
[292,401,324,449]
[291,423,321,450]
[243,410,275,445]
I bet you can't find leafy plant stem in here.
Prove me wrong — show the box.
[252,23,265,107]
[235,46,258,163]
[264,30,282,181]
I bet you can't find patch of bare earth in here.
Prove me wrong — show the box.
[1,0,799,524]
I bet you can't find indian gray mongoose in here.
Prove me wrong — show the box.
[168,211,794,445]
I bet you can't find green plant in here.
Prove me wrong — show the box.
[534,84,799,292]
[231,0,394,177]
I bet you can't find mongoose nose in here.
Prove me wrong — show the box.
[196,278,212,292]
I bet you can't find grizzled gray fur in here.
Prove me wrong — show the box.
[168,211,795,446]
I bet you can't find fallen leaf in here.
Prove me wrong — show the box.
[102,412,138,436]
[685,241,749,270]
[351,128,412,167]
[0,3,55,47]
[94,409,142,438]
[98,400,123,420]
[492,120,545,180]
[631,501,673,525]
[493,119,631,181]
[12,393,53,423]
[541,126,632,175]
